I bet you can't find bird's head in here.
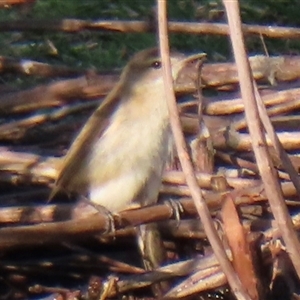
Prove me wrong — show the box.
[121,48,205,90]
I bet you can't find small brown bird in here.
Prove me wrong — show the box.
[51,48,202,213]
[51,47,203,296]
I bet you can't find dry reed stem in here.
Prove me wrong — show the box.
[158,1,251,299]
[223,0,300,279]
[0,19,300,39]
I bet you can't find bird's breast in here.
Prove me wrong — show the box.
[86,93,171,212]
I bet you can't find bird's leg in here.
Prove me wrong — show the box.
[94,204,116,236]
[164,198,185,226]
[76,196,116,235]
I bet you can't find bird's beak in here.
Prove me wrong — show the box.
[177,52,207,72]
[173,52,206,90]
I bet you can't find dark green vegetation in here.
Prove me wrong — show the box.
[0,0,300,78]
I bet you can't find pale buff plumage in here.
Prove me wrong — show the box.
[51,48,202,212]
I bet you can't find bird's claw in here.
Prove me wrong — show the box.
[164,199,184,226]
[78,196,116,236]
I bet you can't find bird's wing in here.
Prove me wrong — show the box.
[50,83,122,200]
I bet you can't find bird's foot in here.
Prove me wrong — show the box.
[164,198,184,226]
[76,196,116,236]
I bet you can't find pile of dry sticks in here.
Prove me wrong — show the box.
[1,3,300,300]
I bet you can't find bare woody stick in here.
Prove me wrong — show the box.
[223,0,300,278]
[157,1,251,299]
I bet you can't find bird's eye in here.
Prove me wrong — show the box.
[151,61,161,69]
